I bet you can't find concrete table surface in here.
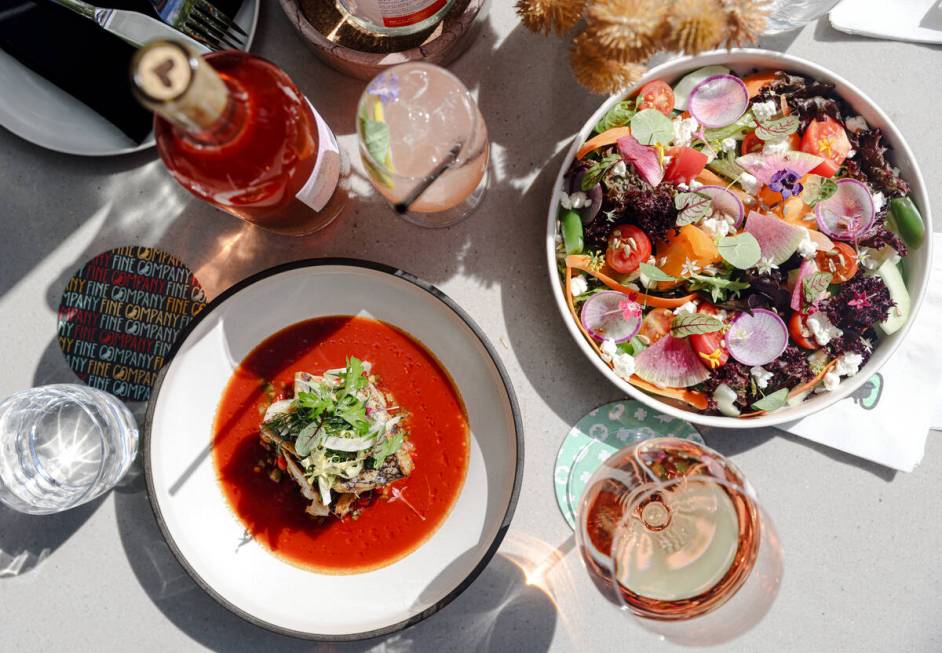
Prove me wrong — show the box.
[1,3,940,652]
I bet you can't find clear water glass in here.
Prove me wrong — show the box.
[764,0,842,33]
[0,385,139,515]
[357,62,490,228]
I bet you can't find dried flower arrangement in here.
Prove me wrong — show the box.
[516,0,771,94]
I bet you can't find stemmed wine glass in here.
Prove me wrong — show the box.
[574,437,782,645]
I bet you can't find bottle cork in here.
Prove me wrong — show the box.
[130,40,228,132]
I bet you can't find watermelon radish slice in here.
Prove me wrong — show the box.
[672,65,730,111]
[617,134,663,187]
[735,151,824,186]
[815,178,876,241]
[580,291,642,343]
[687,75,749,128]
[634,335,711,388]
[725,309,789,367]
[745,210,803,265]
[790,259,818,311]
[697,185,745,227]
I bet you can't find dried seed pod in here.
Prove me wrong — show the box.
[570,29,648,95]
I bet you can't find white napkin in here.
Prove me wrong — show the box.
[781,233,941,473]
[830,0,942,45]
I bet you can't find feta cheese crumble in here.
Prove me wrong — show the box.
[673,116,700,148]
[560,191,589,210]
[797,228,817,258]
[750,366,773,390]
[818,352,864,393]
[845,115,869,133]
[751,100,777,122]
[673,300,699,316]
[738,172,760,195]
[721,137,737,152]
[611,160,627,177]
[762,139,791,156]
[872,191,885,213]
[600,339,636,381]
[806,311,842,346]
[570,274,589,297]
[700,213,735,239]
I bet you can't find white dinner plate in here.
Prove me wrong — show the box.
[0,0,259,157]
[143,259,523,640]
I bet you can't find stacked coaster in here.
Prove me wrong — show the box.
[56,246,206,402]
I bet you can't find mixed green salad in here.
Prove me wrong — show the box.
[258,357,413,519]
[556,67,925,417]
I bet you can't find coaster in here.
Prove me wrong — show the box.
[553,400,704,529]
[56,246,206,402]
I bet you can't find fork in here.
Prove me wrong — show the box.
[144,0,248,51]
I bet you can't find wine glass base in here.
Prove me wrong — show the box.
[397,166,489,229]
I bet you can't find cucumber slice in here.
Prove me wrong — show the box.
[673,65,731,111]
[876,259,911,335]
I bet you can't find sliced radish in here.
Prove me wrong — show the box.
[697,185,745,227]
[725,309,789,367]
[790,259,818,311]
[617,134,663,187]
[581,291,642,343]
[815,178,876,241]
[672,65,731,111]
[745,210,803,265]
[688,75,749,129]
[735,151,824,186]
[634,335,711,388]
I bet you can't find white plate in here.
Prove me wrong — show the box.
[143,259,523,640]
[0,0,259,157]
[545,49,933,430]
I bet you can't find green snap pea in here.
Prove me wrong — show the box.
[888,196,925,249]
[561,210,584,255]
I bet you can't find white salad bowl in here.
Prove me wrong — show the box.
[546,49,933,429]
[144,259,522,639]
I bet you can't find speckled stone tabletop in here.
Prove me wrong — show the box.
[1,3,940,652]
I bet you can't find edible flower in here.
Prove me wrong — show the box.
[768,168,804,199]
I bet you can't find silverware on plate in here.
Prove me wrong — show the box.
[142,0,248,51]
[48,0,211,52]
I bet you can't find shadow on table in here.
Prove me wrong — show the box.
[113,480,558,653]
[0,494,106,578]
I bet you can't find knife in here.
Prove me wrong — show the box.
[47,0,210,53]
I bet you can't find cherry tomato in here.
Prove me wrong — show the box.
[636,80,675,116]
[638,308,673,345]
[788,312,818,350]
[606,225,652,274]
[689,303,729,369]
[664,147,708,185]
[801,116,851,178]
[742,131,800,155]
[815,242,859,283]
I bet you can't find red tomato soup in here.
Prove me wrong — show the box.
[212,316,469,574]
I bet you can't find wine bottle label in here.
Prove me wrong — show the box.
[295,100,342,213]
[341,0,448,28]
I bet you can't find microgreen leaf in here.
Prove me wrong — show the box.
[371,432,404,469]
[803,271,833,305]
[674,191,713,226]
[638,262,677,282]
[717,232,762,270]
[295,422,323,457]
[630,108,674,146]
[754,115,800,143]
[687,274,751,302]
[670,312,724,338]
[751,387,789,412]
[800,174,838,207]
[582,153,621,190]
[343,356,364,397]
[595,100,636,133]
